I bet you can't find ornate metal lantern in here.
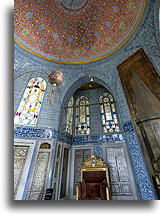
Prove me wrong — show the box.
[48,70,64,104]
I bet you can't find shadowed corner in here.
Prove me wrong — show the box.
[10,198,155,209]
[7,6,14,206]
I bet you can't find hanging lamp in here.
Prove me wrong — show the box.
[48,70,64,104]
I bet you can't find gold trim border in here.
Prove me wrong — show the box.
[14,0,146,65]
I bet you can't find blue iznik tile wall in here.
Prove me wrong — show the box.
[14,0,159,200]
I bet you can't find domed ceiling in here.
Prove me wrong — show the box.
[14,0,146,64]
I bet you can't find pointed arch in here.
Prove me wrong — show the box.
[14,77,46,125]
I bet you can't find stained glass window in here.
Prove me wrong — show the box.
[100,93,120,133]
[14,77,46,126]
[75,96,90,135]
[66,96,74,135]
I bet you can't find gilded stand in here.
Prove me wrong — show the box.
[76,155,111,200]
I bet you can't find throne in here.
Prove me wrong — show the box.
[76,155,110,200]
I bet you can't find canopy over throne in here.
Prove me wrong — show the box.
[76,155,111,200]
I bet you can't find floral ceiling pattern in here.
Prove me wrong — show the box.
[14,0,146,63]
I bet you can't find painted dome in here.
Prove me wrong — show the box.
[14,0,146,64]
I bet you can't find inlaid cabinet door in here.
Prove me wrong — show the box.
[14,146,29,199]
[73,148,91,195]
[52,143,62,200]
[105,147,133,196]
[26,144,51,200]
[60,148,69,199]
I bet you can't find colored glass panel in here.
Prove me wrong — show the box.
[75,96,90,135]
[14,77,46,125]
[100,93,120,133]
[66,96,74,135]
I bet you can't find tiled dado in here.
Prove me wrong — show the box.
[72,133,125,145]
[123,121,135,133]
[14,126,125,144]
[127,133,156,200]
[14,123,134,143]
[14,121,135,143]
[14,126,58,140]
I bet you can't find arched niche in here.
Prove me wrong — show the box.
[40,143,51,149]
[58,75,118,136]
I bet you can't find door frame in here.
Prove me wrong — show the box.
[102,142,138,200]
[57,142,71,200]
[69,144,94,200]
[14,138,36,200]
